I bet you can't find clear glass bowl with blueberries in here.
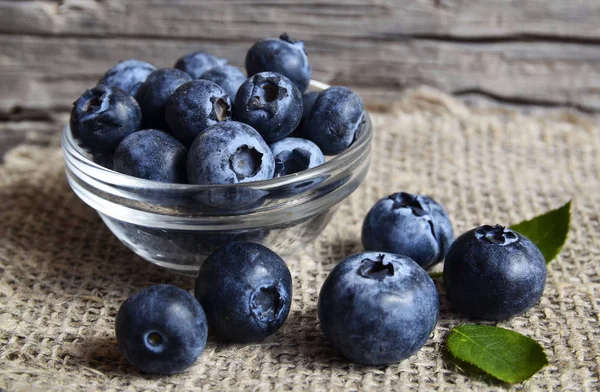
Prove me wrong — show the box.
[62,34,372,274]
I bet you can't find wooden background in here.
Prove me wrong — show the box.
[1,0,600,155]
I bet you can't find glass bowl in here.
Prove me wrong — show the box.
[61,81,372,274]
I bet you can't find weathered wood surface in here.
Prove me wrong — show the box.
[1,0,600,120]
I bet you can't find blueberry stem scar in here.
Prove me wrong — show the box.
[229,145,263,180]
[251,286,284,324]
[475,224,519,246]
[359,254,394,281]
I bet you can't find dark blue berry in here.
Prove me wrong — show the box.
[98,59,156,96]
[443,225,547,320]
[135,68,192,130]
[301,91,318,124]
[194,242,292,343]
[113,129,187,183]
[200,65,247,101]
[70,85,141,151]
[174,51,227,79]
[115,284,208,375]
[318,252,439,365]
[304,87,364,155]
[246,33,312,93]
[233,72,302,143]
[362,192,454,270]
[269,137,324,177]
[187,121,275,184]
[165,80,232,145]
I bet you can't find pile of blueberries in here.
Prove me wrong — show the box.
[69,33,364,185]
[115,191,547,374]
[71,34,547,374]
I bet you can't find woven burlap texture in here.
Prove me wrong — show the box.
[0,87,598,391]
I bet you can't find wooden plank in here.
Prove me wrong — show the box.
[0,0,599,40]
[1,35,599,113]
[0,118,65,162]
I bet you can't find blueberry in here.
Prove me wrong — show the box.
[115,284,208,375]
[289,91,319,138]
[194,242,292,343]
[269,137,324,177]
[443,225,547,320]
[246,33,312,93]
[165,80,232,145]
[114,129,187,183]
[301,91,318,125]
[174,51,228,79]
[187,121,275,184]
[98,59,156,96]
[70,85,141,151]
[318,252,439,365]
[233,72,302,143]
[135,68,192,130]
[304,87,364,155]
[199,65,247,101]
[362,192,453,270]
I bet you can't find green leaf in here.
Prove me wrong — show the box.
[446,324,548,384]
[510,200,571,263]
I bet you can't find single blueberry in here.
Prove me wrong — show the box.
[289,91,319,138]
[304,86,364,155]
[135,68,192,130]
[165,80,232,145]
[199,65,247,101]
[174,51,228,79]
[269,137,324,177]
[318,252,439,365]
[300,91,318,126]
[246,33,312,93]
[362,192,453,270]
[113,129,187,183]
[98,59,156,96]
[233,72,302,143]
[187,121,275,184]
[115,284,208,375]
[70,85,141,151]
[194,242,292,343]
[443,225,547,320]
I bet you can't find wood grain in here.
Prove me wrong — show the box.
[0,0,599,116]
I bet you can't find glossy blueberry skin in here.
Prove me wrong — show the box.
[246,33,312,93]
[200,65,247,101]
[113,129,187,183]
[98,59,156,96]
[165,80,232,145]
[304,87,364,155]
[362,192,454,270]
[115,284,208,375]
[174,51,228,79]
[70,85,141,151]
[269,137,324,177]
[135,68,192,130]
[318,252,439,365]
[187,121,275,184]
[233,72,303,143]
[195,242,292,343]
[443,225,547,320]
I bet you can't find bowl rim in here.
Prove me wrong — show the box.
[62,80,372,191]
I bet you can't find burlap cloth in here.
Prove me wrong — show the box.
[1,87,598,391]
